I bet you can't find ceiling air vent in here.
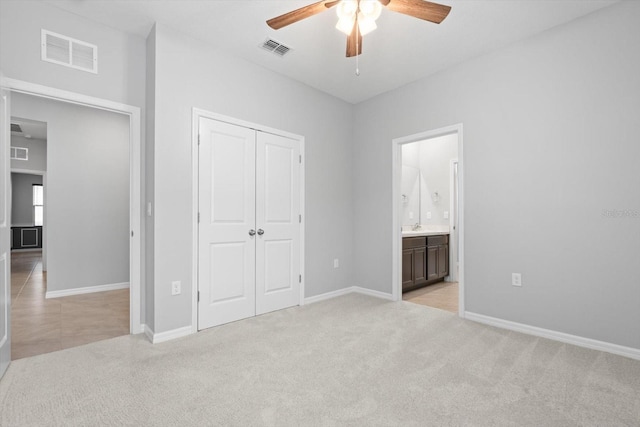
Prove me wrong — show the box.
[261,38,291,57]
[11,123,22,133]
[41,29,98,74]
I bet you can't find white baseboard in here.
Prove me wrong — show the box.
[465,311,640,361]
[144,325,193,344]
[304,287,354,305]
[304,286,394,305]
[352,286,394,301]
[46,282,129,299]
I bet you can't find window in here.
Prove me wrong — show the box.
[33,184,43,226]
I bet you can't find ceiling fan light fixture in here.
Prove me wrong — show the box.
[336,15,356,35]
[336,0,358,19]
[359,0,382,21]
[357,13,377,36]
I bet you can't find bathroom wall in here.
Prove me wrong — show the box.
[401,134,458,227]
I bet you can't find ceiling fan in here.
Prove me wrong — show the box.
[267,0,452,57]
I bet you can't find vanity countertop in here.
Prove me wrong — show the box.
[402,224,450,237]
[402,229,450,237]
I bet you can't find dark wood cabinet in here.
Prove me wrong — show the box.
[402,249,414,289]
[426,246,438,281]
[402,234,449,293]
[402,237,426,292]
[437,244,449,278]
[11,226,43,250]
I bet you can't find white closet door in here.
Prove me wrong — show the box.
[255,131,300,315]
[198,118,256,330]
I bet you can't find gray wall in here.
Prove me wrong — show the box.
[353,1,640,349]
[0,0,145,109]
[148,24,354,333]
[11,173,43,226]
[12,93,130,292]
[10,136,47,172]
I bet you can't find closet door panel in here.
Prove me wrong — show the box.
[198,118,256,330]
[255,132,300,315]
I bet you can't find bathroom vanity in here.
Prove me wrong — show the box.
[402,231,449,292]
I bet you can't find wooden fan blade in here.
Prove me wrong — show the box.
[346,20,363,57]
[386,0,451,24]
[267,1,339,30]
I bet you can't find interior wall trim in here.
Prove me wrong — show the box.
[45,282,129,299]
[465,311,640,361]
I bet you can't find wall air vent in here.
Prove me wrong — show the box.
[41,29,98,74]
[11,123,23,133]
[10,147,29,161]
[260,38,291,57]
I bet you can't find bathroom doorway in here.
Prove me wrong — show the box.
[391,124,464,316]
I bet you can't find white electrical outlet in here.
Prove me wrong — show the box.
[443,211,449,219]
[512,273,522,287]
[409,212,414,219]
[426,211,432,220]
[171,281,181,295]
[333,259,339,268]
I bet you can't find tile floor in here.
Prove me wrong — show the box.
[11,250,129,360]
[403,281,458,313]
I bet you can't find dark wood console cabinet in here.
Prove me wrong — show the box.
[11,226,43,250]
[402,234,449,293]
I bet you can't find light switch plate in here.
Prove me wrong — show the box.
[426,212,432,220]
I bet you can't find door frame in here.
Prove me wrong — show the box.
[2,78,143,334]
[191,108,306,333]
[447,159,458,283]
[391,123,465,317]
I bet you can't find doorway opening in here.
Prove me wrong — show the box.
[1,78,142,364]
[8,95,132,359]
[391,124,464,316]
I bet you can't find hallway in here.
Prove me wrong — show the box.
[11,251,129,360]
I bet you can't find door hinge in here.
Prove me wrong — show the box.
[299,155,302,164]
[131,230,134,237]
[198,134,201,145]
[198,212,200,223]
[197,291,200,302]
[299,214,302,223]
[299,274,302,283]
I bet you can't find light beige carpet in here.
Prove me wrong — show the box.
[1,294,639,426]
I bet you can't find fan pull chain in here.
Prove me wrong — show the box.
[355,19,360,76]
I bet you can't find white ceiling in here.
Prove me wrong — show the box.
[43,0,619,104]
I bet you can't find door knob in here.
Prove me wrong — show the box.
[249,229,256,236]
[257,229,264,235]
